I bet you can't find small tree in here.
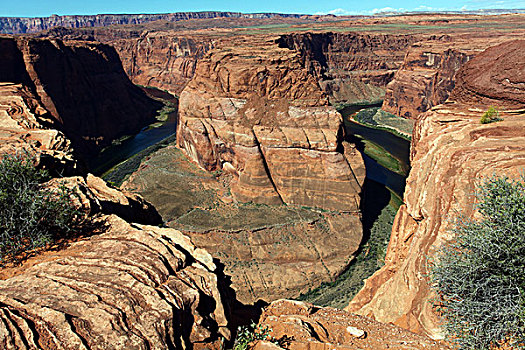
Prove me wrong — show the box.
[429,175,525,349]
[480,106,502,124]
[0,153,80,263]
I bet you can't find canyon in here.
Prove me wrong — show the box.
[0,11,524,349]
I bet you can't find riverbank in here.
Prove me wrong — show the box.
[352,107,414,141]
[87,86,178,176]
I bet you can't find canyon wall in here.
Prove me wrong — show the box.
[110,33,214,95]
[380,35,523,119]
[177,36,365,211]
[273,32,418,105]
[348,39,525,337]
[0,12,304,34]
[0,36,162,157]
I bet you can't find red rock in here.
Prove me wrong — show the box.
[177,36,365,211]
[252,300,450,350]
[0,215,230,349]
[0,36,162,157]
[348,40,525,338]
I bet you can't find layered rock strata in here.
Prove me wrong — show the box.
[277,32,418,105]
[252,300,450,349]
[0,12,304,34]
[0,214,230,349]
[0,36,162,157]
[122,145,363,304]
[381,35,525,119]
[0,82,79,174]
[177,36,365,211]
[348,40,525,337]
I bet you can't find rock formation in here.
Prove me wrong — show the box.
[110,32,214,95]
[122,144,364,304]
[252,300,450,349]
[177,36,366,211]
[277,32,417,105]
[348,40,525,338]
[0,12,304,34]
[47,173,163,225]
[0,82,79,174]
[0,214,230,349]
[381,35,525,119]
[0,36,162,157]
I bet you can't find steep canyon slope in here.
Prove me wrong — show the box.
[348,39,525,338]
[0,36,231,349]
[0,36,161,158]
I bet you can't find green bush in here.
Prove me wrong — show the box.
[429,175,525,349]
[480,106,502,124]
[0,154,80,263]
[233,322,273,350]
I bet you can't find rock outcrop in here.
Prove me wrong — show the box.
[277,32,417,105]
[0,12,304,34]
[252,300,450,349]
[381,35,525,119]
[122,144,363,304]
[348,40,525,337]
[0,214,230,349]
[48,173,163,225]
[177,36,365,211]
[0,36,162,157]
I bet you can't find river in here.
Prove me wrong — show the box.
[88,109,178,176]
[339,104,411,198]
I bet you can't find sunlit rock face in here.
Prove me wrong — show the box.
[348,39,525,338]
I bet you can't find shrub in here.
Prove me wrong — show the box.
[233,322,272,350]
[0,154,80,263]
[429,175,525,349]
[480,106,502,124]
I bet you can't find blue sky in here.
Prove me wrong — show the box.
[2,0,524,17]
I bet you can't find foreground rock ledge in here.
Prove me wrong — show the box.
[0,215,229,349]
[253,300,450,350]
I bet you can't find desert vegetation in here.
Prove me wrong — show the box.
[0,154,80,263]
[480,106,503,124]
[429,175,525,349]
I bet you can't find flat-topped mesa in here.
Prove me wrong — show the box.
[276,32,418,105]
[177,36,365,211]
[0,12,305,35]
[0,36,162,158]
[347,39,525,338]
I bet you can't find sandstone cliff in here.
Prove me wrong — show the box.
[177,36,365,211]
[381,35,524,119]
[0,36,162,157]
[0,12,304,34]
[252,300,450,349]
[277,32,417,105]
[0,82,79,174]
[348,40,525,337]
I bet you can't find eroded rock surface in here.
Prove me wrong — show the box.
[348,40,525,338]
[177,36,365,211]
[382,35,525,119]
[0,82,79,174]
[48,173,162,225]
[122,145,363,304]
[253,300,450,350]
[0,214,230,349]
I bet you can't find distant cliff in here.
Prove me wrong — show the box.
[0,12,303,34]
